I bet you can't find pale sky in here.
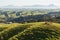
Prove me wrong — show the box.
[0,0,60,6]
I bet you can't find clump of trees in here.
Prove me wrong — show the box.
[0,9,60,23]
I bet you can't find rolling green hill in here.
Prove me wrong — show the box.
[0,22,60,40]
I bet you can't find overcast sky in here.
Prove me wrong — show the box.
[0,0,60,6]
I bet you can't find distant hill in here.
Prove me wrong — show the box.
[0,4,59,9]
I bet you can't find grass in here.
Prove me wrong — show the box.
[0,22,60,40]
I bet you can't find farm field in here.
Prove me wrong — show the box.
[0,22,60,40]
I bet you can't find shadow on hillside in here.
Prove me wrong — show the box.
[16,25,60,40]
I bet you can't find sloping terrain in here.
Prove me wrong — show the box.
[0,22,60,40]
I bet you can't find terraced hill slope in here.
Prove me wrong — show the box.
[0,22,60,40]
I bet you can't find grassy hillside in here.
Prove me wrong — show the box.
[0,22,60,40]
